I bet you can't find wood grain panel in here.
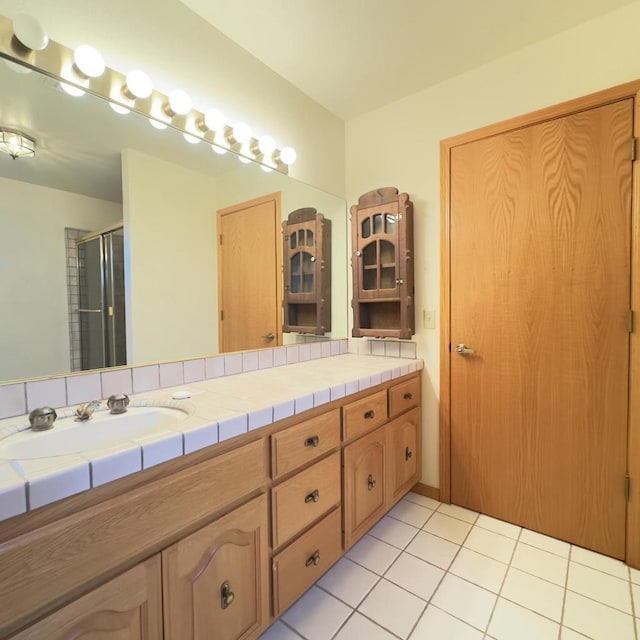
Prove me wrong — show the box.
[449,99,632,558]
[272,508,342,616]
[162,495,269,640]
[10,555,162,640]
[388,377,421,418]
[0,438,267,637]
[343,426,387,549]
[627,90,640,568]
[217,192,282,352]
[342,389,388,441]
[271,409,340,479]
[387,408,421,505]
[271,452,341,549]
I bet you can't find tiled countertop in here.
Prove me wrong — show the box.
[0,354,422,522]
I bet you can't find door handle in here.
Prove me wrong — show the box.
[456,343,475,356]
[261,332,275,341]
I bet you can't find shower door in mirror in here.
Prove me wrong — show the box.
[76,227,126,370]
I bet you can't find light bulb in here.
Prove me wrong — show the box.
[280,146,297,166]
[183,132,200,144]
[212,129,229,154]
[60,81,85,97]
[260,164,273,173]
[258,135,276,157]
[203,108,225,131]
[13,14,48,51]
[232,122,251,144]
[124,70,152,99]
[74,45,105,78]
[110,102,130,115]
[149,119,167,130]
[167,89,192,116]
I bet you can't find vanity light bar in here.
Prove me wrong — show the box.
[0,14,296,173]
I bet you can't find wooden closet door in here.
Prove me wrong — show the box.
[449,99,633,558]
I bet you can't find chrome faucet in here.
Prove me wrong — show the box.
[28,407,57,431]
[107,394,130,414]
[74,400,101,422]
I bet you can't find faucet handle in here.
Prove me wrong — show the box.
[107,394,130,414]
[29,407,57,431]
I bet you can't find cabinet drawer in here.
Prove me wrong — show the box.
[271,452,341,549]
[271,409,340,479]
[272,508,342,616]
[342,389,388,441]
[388,376,420,418]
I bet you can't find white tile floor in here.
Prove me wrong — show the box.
[258,493,640,640]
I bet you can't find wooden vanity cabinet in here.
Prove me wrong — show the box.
[343,376,422,549]
[343,426,388,549]
[9,555,163,640]
[2,372,421,640]
[387,407,421,504]
[351,187,415,338]
[282,207,332,335]
[163,495,270,640]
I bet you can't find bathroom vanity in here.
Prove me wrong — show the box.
[0,356,421,639]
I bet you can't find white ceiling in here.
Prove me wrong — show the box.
[178,0,637,120]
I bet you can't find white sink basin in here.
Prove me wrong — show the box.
[0,406,188,460]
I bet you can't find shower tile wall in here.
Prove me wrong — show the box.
[65,228,88,372]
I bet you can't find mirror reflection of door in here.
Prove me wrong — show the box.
[217,193,282,353]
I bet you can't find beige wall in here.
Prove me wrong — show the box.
[122,149,219,364]
[345,2,640,487]
[0,0,345,197]
[0,176,121,380]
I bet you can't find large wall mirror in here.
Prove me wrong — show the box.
[0,55,348,384]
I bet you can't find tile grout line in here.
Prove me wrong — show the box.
[483,521,523,638]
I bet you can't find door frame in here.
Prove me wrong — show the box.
[216,192,283,352]
[439,80,640,566]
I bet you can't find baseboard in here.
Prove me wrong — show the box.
[411,482,441,502]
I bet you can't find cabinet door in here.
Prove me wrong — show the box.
[387,408,421,505]
[162,495,269,640]
[10,555,162,640]
[343,426,387,549]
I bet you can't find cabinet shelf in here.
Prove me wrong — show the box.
[351,188,414,339]
[283,208,331,335]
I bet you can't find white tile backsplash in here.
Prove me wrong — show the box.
[132,366,160,394]
[242,351,259,372]
[159,362,184,388]
[0,383,26,420]
[258,349,274,369]
[286,345,299,364]
[26,378,67,411]
[205,356,225,379]
[299,343,311,361]
[223,354,242,376]
[101,369,133,398]
[66,373,102,406]
[183,359,205,383]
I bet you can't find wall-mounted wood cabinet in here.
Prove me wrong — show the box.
[282,208,331,335]
[351,187,414,338]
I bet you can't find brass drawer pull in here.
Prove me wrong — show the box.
[220,580,235,609]
[403,392,413,400]
[304,435,320,448]
[364,410,375,420]
[405,447,413,461]
[367,474,376,490]
[304,489,320,504]
[305,550,321,567]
